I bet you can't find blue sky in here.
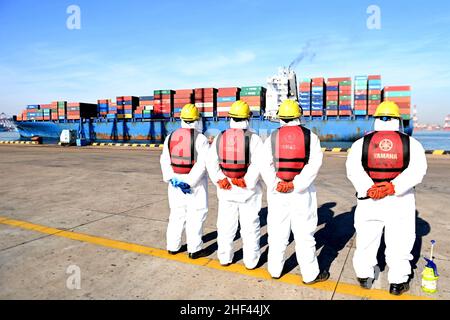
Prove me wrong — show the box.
[0,0,449,123]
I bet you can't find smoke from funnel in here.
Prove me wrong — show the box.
[289,41,316,69]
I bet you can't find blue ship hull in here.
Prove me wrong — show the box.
[14,117,414,143]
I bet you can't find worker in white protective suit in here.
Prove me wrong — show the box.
[346,101,427,295]
[259,99,329,284]
[207,100,263,269]
[160,104,210,259]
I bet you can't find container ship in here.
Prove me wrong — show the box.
[13,69,413,143]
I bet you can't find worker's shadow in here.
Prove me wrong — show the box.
[200,207,269,263]
[282,202,356,275]
[375,210,430,277]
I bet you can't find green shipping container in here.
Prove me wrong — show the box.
[327,101,338,106]
[240,91,264,97]
[369,95,381,100]
[340,95,352,100]
[401,114,411,120]
[154,90,173,95]
[339,81,352,86]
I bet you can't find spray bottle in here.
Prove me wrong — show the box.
[421,240,439,294]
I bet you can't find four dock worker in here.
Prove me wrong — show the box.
[346,101,427,295]
[259,99,329,284]
[207,100,263,269]
[160,104,210,259]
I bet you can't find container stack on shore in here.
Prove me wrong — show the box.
[326,79,339,116]
[153,90,174,118]
[299,78,312,116]
[97,100,109,117]
[194,88,217,117]
[382,85,411,120]
[174,89,194,118]
[239,86,266,117]
[311,78,325,116]
[135,96,154,119]
[217,87,240,117]
[367,75,382,115]
[353,76,368,116]
[66,103,97,120]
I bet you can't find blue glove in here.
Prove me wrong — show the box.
[178,182,192,194]
[169,178,191,194]
[169,178,181,187]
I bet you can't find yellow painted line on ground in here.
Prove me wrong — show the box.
[331,148,342,153]
[92,143,99,146]
[0,216,430,300]
[432,150,445,155]
[321,147,326,152]
[131,143,139,147]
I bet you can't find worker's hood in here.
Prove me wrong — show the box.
[280,118,301,127]
[181,119,203,132]
[230,118,249,130]
[374,118,400,131]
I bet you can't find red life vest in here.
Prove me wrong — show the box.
[168,128,197,174]
[271,125,311,182]
[217,128,252,178]
[362,131,410,182]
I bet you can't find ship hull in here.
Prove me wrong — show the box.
[14,117,414,143]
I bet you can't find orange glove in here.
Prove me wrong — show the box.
[276,181,294,193]
[367,181,395,200]
[375,181,395,196]
[217,178,232,190]
[367,186,385,200]
[231,178,246,188]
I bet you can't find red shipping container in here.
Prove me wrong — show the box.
[311,111,323,116]
[339,110,352,116]
[384,97,411,103]
[326,110,338,116]
[383,86,411,91]
[368,75,381,80]
[303,110,311,116]
[218,87,240,96]
[217,102,233,107]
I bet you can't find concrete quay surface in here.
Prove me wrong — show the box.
[0,144,448,300]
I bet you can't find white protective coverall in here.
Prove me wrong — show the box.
[160,120,210,254]
[260,118,323,282]
[207,119,263,269]
[346,118,427,284]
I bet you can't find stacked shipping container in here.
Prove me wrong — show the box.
[57,101,67,120]
[326,79,339,116]
[353,76,368,116]
[311,78,325,116]
[217,87,240,117]
[299,78,311,116]
[97,99,109,117]
[194,88,217,117]
[66,103,97,120]
[116,96,139,119]
[135,96,154,119]
[367,75,382,115]
[239,86,266,117]
[153,90,174,118]
[174,89,194,118]
[26,105,41,121]
[338,78,352,116]
[382,86,411,120]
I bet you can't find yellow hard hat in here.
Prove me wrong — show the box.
[180,103,200,121]
[229,100,251,119]
[278,99,302,119]
[374,101,401,118]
